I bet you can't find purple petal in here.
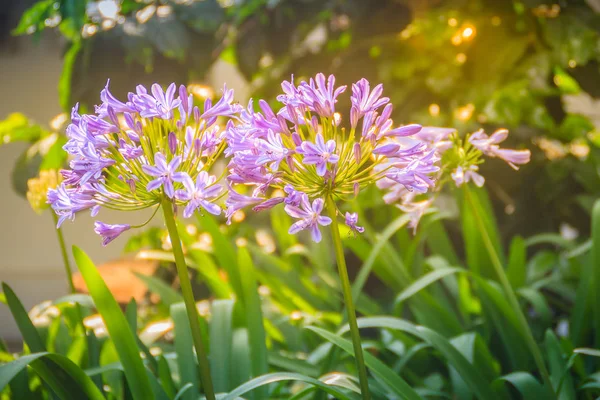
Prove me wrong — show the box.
[147,178,163,192]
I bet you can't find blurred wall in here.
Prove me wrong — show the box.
[0,33,248,343]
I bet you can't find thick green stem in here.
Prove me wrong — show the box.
[52,213,76,293]
[161,198,216,400]
[325,196,371,400]
[464,187,554,393]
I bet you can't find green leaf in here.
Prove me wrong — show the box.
[210,299,234,393]
[59,42,82,112]
[307,326,422,400]
[592,200,600,349]
[338,317,502,400]
[53,294,95,309]
[475,278,532,370]
[3,283,103,399]
[220,372,355,400]
[507,236,526,288]
[0,113,43,145]
[170,302,199,400]
[72,246,155,400]
[238,247,269,399]
[230,329,252,387]
[461,186,504,279]
[496,372,552,399]
[174,383,194,400]
[573,348,600,358]
[197,215,243,297]
[351,214,411,299]
[394,267,465,307]
[12,0,55,35]
[2,283,46,353]
[0,352,104,400]
[134,272,183,308]
[545,330,576,399]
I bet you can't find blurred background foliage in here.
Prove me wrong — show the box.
[3,0,600,241]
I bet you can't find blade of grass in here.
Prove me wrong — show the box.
[209,299,234,393]
[495,372,553,399]
[591,201,600,350]
[338,317,503,400]
[230,328,252,388]
[134,272,183,308]
[307,326,422,400]
[394,267,465,307]
[0,352,104,400]
[170,302,199,400]
[221,372,355,400]
[73,246,154,400]
[238,246,269,399]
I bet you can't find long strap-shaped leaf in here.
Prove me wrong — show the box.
[2,282,103,399]
[238,247,269,399]
[337,317,502,400]
[73,246,154,400]
[307,326,422,400]
[220,372,355,400]
[0,352,105,400]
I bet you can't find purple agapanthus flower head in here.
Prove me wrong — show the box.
[50,81,239,244]
[224,73,440,241]
[377,126,531,231]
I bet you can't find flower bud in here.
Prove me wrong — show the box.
[353,142,361,164]
[168,132,177,154]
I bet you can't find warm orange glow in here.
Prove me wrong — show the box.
[232,210,246,223]
[461,25,475,39]
[50,113,68,131]
[451,34,462,46]
[429,103,440,117]
[448,18,458,27]
[290,311,303,321]
[188,84,214,99]
[455,53,467,64]
[456,104,475,121]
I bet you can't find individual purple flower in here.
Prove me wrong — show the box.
[298,73,346,117]
[256,130,289,169]
[299,133,340,176]
[345,212,364,234]
[48,184,97,227]
[175,172,223,218]
[469,128,531,169]
[94,222,131,246]
[451,165,485,187]
[69,143,115,185]
[225,189,264,224]
[95,80,135,117]
[284,195,332,243]
[201,84,242,120]
[118,139,144,160]
[284,185,303,206]
[142,153,186,198]
[252,197,285,212]
[151,83,181,119]
[350,78,389,125]
[399,199,433,234]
